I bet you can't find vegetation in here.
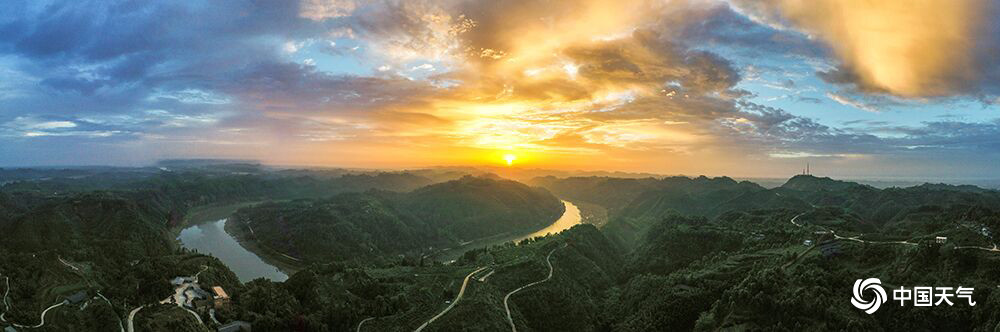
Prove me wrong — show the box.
[230,175,565,263]
[6,167,1000,331]
[0,166,446,331]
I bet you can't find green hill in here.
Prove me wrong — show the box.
[401,175,564,239]
[780,174,871,192]
[230,176,565,263]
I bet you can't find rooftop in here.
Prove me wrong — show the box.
[212,286,229,299]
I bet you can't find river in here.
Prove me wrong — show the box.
[177,201,581,280]
[433,200,583,261]
[176,219,288,282]
[512,200,582,243]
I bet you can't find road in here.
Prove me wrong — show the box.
[1,276,67,329]
[181,306,204,325]
[357,316,374,332]
[96,291,126,332]
[478,270,495,282]
[503,244,566,332]
[413,266,487,332]
[130,265,212,331]
[59,257,81,272]
[9,301,65,329]
[955,244,1000,252]
[789,213,804,227]
[789,210,978,248]
[1,276,9,322]
[127,305,145,332]
[193,265,209,281]
[127,304,197,332]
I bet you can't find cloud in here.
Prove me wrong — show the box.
[825,93,879,113]
[299,0,357,21]
[31,120,76,129]
[0,0,998,177]
[731,0,998,98]
[409,63,435,71]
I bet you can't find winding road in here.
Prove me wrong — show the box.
[8,301,66,329]
[0,277,10,322]
[1,276,10,322]
[789,211,989,248]
[1,275,67,329]
[128,266,210,332]
[413,266,487,332]
[127,305,145,332]
[503,244,566,332]
[356,316,374,332]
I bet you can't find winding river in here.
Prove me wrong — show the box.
[177,201,581,280]
[177,219,288,282]
[513,200,582,243]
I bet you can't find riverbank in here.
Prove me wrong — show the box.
[174,201,294,282]
[211,200,580,271]
[429,200,581,261]
[177,219,289,282]
[223,217,306,277]
[571,200,608,228]
[169,201,263,242]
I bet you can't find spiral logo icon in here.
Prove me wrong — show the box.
[851,278,887,314]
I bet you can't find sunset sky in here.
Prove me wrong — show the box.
[2,0,1000,178]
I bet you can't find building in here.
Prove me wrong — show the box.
[171,277,194,286]
[182,285,212,308]
[212,286,231,310]
[217,320,252,332]
[936,236,948,244]
[5,326,18,332]
[66,291,88,305]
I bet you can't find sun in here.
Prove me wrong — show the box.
[503,154,517,166]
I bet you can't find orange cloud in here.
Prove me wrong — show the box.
[737,0,988,97]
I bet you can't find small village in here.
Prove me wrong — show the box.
[125,268,251,332]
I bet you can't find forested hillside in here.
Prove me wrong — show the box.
[0,167,448,331]
[224,224,622,331]
[230,175,565,263]
[7,168,1000,331]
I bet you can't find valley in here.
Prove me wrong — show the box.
[3,166,1000,330]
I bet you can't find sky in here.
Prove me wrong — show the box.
[2,0,1000,179]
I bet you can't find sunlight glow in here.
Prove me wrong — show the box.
[563,63,579,79]
[503,154,517,166]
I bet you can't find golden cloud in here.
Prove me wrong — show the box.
[737,0,988,97]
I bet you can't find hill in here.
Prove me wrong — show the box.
[230,176,565,263]
[780,174,871,192]
[226,224,622,331]
[400,175,564,239]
